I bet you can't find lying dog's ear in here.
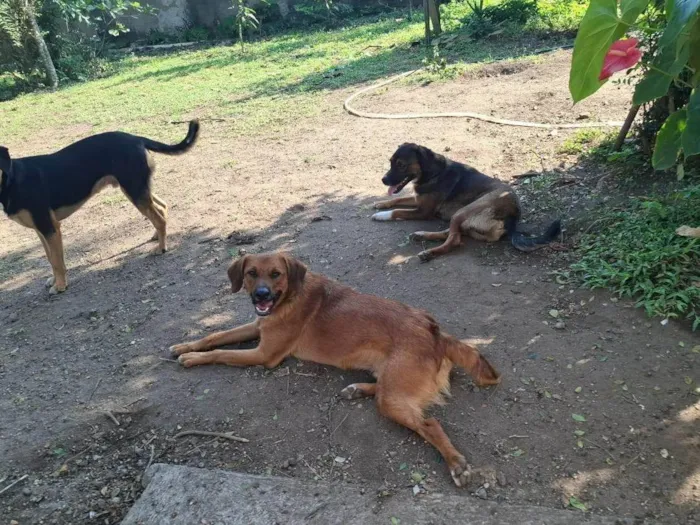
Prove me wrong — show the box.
[0,147,12,176]
[283,253,307,295]
[415,145,445,179]
[227,255,249,293]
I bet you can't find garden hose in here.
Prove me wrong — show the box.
[343,46,626,129]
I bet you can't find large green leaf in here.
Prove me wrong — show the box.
[660,0,700,48]
[690,15,700,86]
[684,89,700,157]
[569,0,626,103]
[633,38,690,104]
[621,0,651,23]
[653,109,687,169]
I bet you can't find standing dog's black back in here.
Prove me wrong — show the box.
[0,120,199,294]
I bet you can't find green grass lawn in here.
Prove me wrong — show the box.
[0,14,570,143]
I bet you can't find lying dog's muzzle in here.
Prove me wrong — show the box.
[251,287,280,316]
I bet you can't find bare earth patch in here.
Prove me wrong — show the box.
[0,51,697,524]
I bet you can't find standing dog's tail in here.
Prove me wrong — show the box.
[506,216,561,253]
[443,336,501,386]
[141,119,200,155]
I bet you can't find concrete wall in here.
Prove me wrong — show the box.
[123,0,415,35]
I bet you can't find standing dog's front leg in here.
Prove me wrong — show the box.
[170,321,260,356]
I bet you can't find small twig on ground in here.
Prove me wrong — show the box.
[145,444,156,471]
[583,438,616,462]
[123,397,146,409]
[104,411,120,426]
[169,117,234,124]
[507,435,529,439]
[184,437,218,456]
[626,453,641,467]
[303,459,322,480]
[293,371,317,377]
[88,378,102,403]
[329,413,350,439]
[174,430,249,443]
[0,474,29,497]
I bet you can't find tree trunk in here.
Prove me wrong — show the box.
[24,0,57,89]
[428,0,441,35]
[278,0,290,19]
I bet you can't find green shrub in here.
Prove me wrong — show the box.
[571,186,700,329]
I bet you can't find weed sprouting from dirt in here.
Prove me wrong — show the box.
[571,185,700,329]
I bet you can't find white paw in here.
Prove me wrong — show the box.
[45,276,55,288]
[371,211,394,221]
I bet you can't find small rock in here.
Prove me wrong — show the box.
[111,496,122,505]
[8,312,18,323]
[554,321,566,330]
[288,457,297,467]
[413,485,421,496]
[497,472,507,487]
[475,487,488,499]
[281,459,290,469]
[577,113,590,120]
[388,451,397,458]
[22,487,32,496]
[334,456,346,464]
[660,449,669,459]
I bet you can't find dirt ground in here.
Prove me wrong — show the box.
[1,50,698,525]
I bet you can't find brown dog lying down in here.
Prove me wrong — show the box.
[171,251,501,487]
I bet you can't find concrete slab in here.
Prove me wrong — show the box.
[122,464,640,525]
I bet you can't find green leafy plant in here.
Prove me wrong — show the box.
[569,0,700,170]
[231,0,264,50]
[571,186,700,329]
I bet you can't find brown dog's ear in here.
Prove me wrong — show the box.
[227,255,249,293]
[283,253,307,295]
[0,147,12,176]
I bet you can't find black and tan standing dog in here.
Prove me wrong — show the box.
[0,120,199,294]
[372,143,561,261]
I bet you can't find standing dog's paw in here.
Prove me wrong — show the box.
[45,276,55,288]
[371,211,394,221]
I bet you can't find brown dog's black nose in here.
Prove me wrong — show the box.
[253,286,272,301]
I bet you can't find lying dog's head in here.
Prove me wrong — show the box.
[227,252,307,317]
[381,143,445,195]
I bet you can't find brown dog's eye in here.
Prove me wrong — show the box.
[247,269,258,278]
[270,270,281,279]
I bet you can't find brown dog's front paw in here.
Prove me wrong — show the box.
[177,352,205,368]
[373,201,390,210]
[449,455,471,488]
[417,250,434,263]
[170,343,194,356]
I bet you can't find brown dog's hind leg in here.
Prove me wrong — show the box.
[410,228,449,242]
[417,230,461,262]
[340,382,377,399]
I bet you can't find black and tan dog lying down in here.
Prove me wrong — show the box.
[372,143,561,261]
[0,120,199,294]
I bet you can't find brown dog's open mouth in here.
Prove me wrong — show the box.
[388,176,412,195]
[254,299,275,316]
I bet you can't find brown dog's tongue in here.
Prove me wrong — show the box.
[388,185,399,195]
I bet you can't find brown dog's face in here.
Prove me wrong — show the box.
[227,252,307,317]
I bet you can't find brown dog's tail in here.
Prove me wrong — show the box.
[443,335,501,386]
[141,119,200,155]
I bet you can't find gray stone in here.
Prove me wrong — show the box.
[121,464,645,525]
